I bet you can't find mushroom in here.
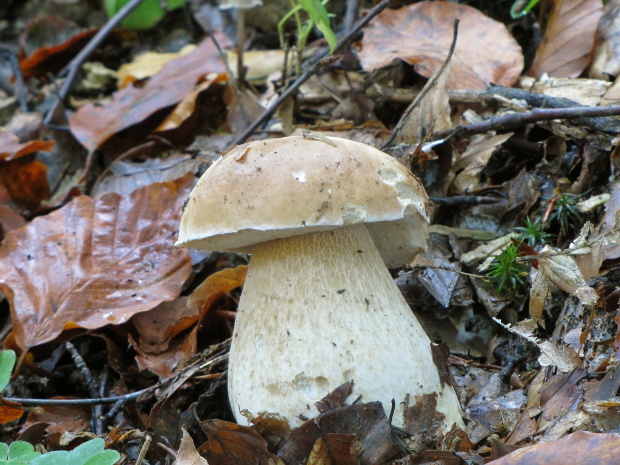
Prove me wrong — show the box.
[177,135,463,430]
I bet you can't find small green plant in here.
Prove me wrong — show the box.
[28,439,119,465]
[0,351,119,465]
[510,0,540,18]
[0,441,41,464]
[549,193,584,238]
[514,217,554,246]
[278,0,337,74]
[486,242,528,294]
[104,0,187,30]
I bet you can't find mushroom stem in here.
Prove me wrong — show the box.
[228,223,463,430]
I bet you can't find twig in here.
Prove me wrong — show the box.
[434,104,620,140]
[3,387,154,405]
[0,47,28,112]
[65,342,98,398]
[231,0,395,146]
[381,19,459,149]
[430,195,500,206]
[94,367,110,435]
[44,0,148,127]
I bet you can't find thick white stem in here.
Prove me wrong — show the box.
[228,224,462,430]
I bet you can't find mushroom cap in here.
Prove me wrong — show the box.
[176,135,431,267]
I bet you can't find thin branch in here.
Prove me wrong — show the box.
[430,195,500,206]
[434,104,620,140]
[44,0,148,127]
[231,0,395,146]
[3,386,153,405]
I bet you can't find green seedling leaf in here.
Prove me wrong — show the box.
[7,442,40,463]
[0,441,40,465]
[297,0,337,52]
[0,351,15,392]
[510,0,540,18]
[103,0,187,29]
[67,439,107,465]
[82,450,120,465]
[29,451,69,465]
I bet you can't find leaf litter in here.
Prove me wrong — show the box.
[2,0,620,463]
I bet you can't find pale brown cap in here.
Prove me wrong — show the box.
[176,135,431,267]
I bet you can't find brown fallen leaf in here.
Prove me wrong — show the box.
[488,431,620,465]
[69,32,232,151]
[19,24,99,81]
[307,434,362,465]
[590,0,620,80]
[0,129,55,160]
[0,402,25,424]
[198,419,285,465]
[0,174,193,350]
[529,0,604,78]
[21,401,90,435]
[357,1,523,89]
[0,180,26,235]
[278,401,401,465]
[189,265,247,320]
[177,428,208,465]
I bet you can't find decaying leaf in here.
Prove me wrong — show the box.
[388,34,453,145]
[537,245,598,306]
[451,133,514,195]
[306,435,362,465]
[198,419,285,465]
[488,431,620,465]
[0,174,193,350]
[177,428,209,465]
[589,0,620,80]
[117,45,197,88]
[357,1,523,89]
[496,319,581,372]
[70,33,232,151]
[529,0,604,78]
[530,268,552,328]
[188,265,247,318]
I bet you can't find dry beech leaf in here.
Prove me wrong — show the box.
[20,28,99,81]
[117,45,197,88]
[389,41,452,145]
[495,319,581,373]
[133,296,200,355]
[188,265,248,318]
[0,403,25,424]
[198,419,285,465]
[177,428,208,465]
[129,327,197,378]
[69,33,232,151]
[530,268,552,328]
[307,435,362,465]
[537,246,598,306]
[590,0,620,80]
[278,401,401,465]
[488,431,620,465]
[529,0,604,78]
[0,174,193,350]
[357,1,523,89]
[451,133,513,194]
[0,130,55,160]
[22,401,90,435]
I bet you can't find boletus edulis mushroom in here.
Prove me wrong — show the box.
[176,135,463,430]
